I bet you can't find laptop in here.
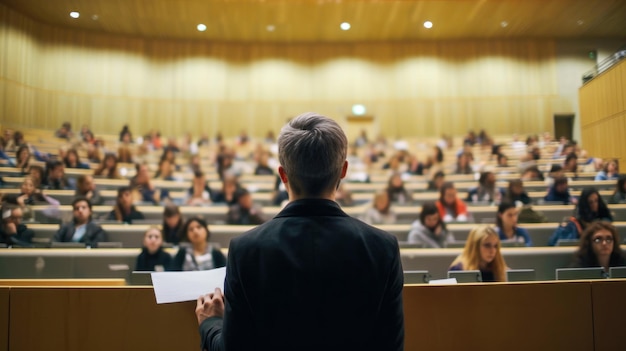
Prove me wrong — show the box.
[555,267,607,280]
[403,270,431,284]
[448,270,482,283]
[129,271,154,286]
[506,269,536,282]
[609,267,626,279]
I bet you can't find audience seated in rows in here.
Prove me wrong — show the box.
[360,191,396,225]
[107,187,145,224]
[53,198,107,247]
[75,175,103,206]
[571,221,625,273]
[171,218,227,271]
[64,149,90,169]
[549,187,613,246]
[0,205,34,246]
[611,176,626,204]
[407,202,453,248]
[435,182,469,222]
[503,179,531,205]
[595,159,619,181]
[495,202,532,247]
[162,205,184,244]
[135,227,172,272]
[449,225,508,282]
[43,160,74,190]
[186,171,213,206]
[426,171,445,192]
[212,174,242,205]
[386,173,413,205]
[94,154,121,179]
[227,189,266,225]
[544,177,574,204]
[466,171,504,204]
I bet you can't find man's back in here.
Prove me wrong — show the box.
[205,199,404,351]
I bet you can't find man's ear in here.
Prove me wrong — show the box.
[340,160,348,179]
[278,166,288,186]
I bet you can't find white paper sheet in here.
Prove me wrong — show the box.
[151,267,226,304]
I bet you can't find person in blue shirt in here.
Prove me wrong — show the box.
[63,149,90,169]
[595,159,619,181]
[495,202,532,246]
[549,187,613,246]
[544,176,573,204]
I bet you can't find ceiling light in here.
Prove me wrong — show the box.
[340,22,351,31]
[92,15,99,20]
[266,25,275,32]
[500,21,508,28]
[197,24,207,32]
[423,21,433,29]
[69,11,80,19]
[577,19,584,26]
[352,104,366,116]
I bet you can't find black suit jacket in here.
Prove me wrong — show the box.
[200,199,404,351]
[53,221,107,247]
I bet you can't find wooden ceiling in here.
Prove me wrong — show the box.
[2,0,626,42]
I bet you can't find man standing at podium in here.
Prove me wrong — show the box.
[196,112,404,351]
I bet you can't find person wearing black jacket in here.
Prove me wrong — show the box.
[54,198,107,247]
[107,186,145,224]
[0,205,34,247]
[135,227,172,271]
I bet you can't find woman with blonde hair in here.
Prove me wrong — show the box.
[449,225,507,282]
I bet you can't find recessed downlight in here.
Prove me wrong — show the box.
[500,21,508,28]
[197,23,207,32]
[266,24,275,32]
[340,22,351,31]
[423,21,433,29]
[69,11,80,19]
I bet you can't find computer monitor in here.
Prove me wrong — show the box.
[555,267,607,280]
[129,271,154,286]
[506,269,536,282]
[448,270,482,283]
[609,267,626,279]
[403,270,430,284]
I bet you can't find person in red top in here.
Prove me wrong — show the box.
[435,182,469,222]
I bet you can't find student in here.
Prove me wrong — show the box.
[63,149,90,169]
[466,171,504,204]
[435,182,469,222]
[186,171,213,206]
[610,176,626,204]
[211,174,242,205]
[503,179,532,205]
[107,186,145,224]
[386,173,413,205]
[94,154,121,179]
[74,175,103,206]
[0,205,34,246]
[43,160,73,190]
[495,202,532,246]
[162,205,184,244]
[226,189,266,225]
[595,159,619,181]
[426,171,445,192]
[135,227,172,271]
[360,191,396,225]
[549,187,613,246]
[544,177,574,204]
[449,225,507,282]
[571,221,625,273]
[408,202,454,248]
[130,163,170,204]
[454,152,473,175]
[172,218,227,271]
[13,144,31,173]
[196,113,403,350]
[54,198,107,247]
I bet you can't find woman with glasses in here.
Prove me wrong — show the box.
[571,222,624,273]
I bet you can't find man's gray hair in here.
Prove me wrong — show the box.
[278,112,348,197]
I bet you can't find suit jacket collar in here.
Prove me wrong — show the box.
[275,199,349,219]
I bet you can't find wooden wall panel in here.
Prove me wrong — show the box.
[0,288,8,351]
[580,59,626,163]
[591,280,626,351]
[1,3,567,139]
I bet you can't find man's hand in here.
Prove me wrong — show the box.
[196,288,225,325]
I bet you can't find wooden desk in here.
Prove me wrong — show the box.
[0,279,126,286]
[403,281,594,351]
[0,287,8,351]
[590,279,626,351]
